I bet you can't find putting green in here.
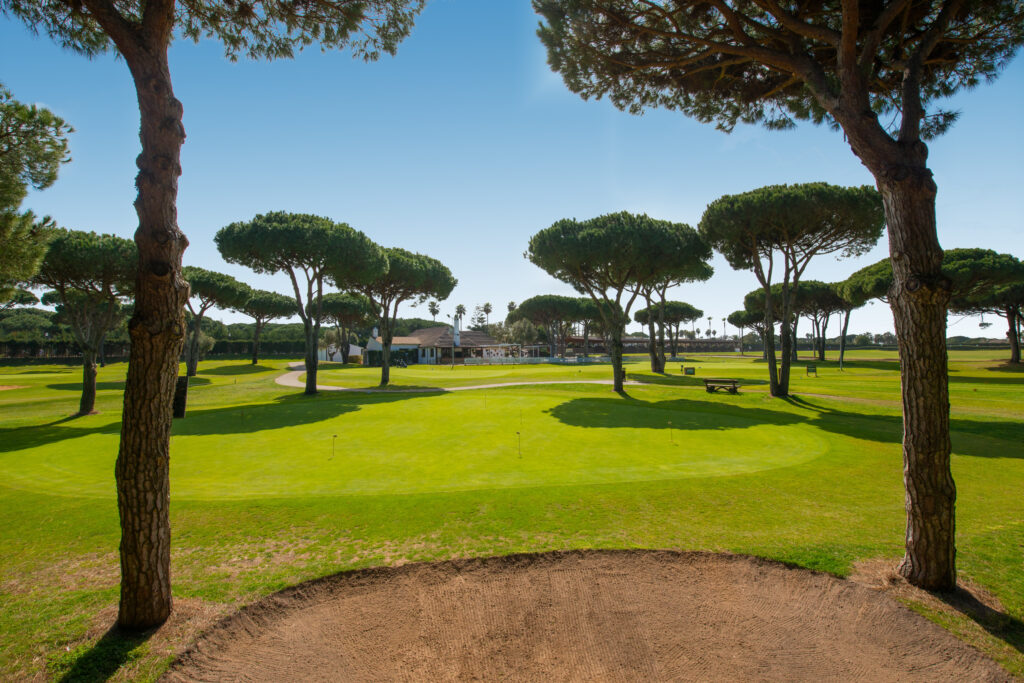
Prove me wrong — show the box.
[0,387,827,500]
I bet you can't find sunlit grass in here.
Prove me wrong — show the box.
[0,350,1021,679]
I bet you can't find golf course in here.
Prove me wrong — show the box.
[1,350,1021,680]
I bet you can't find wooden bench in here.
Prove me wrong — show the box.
[703,378,739,394]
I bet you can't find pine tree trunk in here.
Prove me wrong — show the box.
[304,321,318,394]
[116,48,188,630]
[252,319,263,364]
[1007,306,1020,364]
[79,348,98,415]
[610,326,625,392]
[839,309,851,368]
[647,318,660,372]
[582,321,590,357]
[340,325,350,364]
[185,320,200,377]
[879,174,956,591]
[380,338,391,385]
[762,288,780,395]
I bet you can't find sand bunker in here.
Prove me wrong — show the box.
[166,550,1008,682]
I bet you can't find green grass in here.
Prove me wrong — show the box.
[1,350,1022,680]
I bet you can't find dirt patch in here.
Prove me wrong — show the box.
[0,385,27,391]
[165,550,1010,682]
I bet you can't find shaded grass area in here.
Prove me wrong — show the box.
[0,353,1022,679]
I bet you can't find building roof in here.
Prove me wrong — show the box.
[405,326,498,348]
[374,336,422,346]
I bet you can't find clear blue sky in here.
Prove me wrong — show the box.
[3,1,1022,338]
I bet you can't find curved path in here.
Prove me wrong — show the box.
[275,362,641,393]
[165,550,1009,682]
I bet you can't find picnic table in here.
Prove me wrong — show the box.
[703,378,740,394]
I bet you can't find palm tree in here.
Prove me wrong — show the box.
[455,304,466,320]
[483,302,492,325]
[428,300,440,321]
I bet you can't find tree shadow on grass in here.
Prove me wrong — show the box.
[199,363,275,376]
[784,396,1024,459]
[947,373,1024,385]
[0,415,121,453]
[46,378,211,391]
[547,395,805,431]
[0,386,446,450]
[984,362,1024,375]
[936,588,1024,656]
[170,388,445,437]
[53,625,152,683]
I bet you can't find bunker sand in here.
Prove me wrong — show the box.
[166,550,1009,682]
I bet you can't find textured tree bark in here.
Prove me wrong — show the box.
[79,348,98,415]
[1007,306,1020,364]
[116,47,188,629]
[879,172,956,591]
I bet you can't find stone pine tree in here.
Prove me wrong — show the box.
[832,281,868,369]
[629,248,712,372]
[528,211,706,392]
[956,273,1024,364]
[319,292,376,364]
[796,280,848,361]
[234,289,295,365]
[509,295,585,358]
[33,229,135,415]
[332,247,456,385]
[534,0,1024,591]
[634,301,702,359]
[848,249,1024,364]
[0,85,71,299]
[217,212,386,394]
[2,0,425,628]
[700,184,883,397]
[0,83,72,210]
[182,266,249,376]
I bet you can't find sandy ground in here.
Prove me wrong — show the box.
[165,550,1010,682]
[0,385,26,391]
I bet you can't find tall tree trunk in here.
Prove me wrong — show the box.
[340,324,350,364]
[116,47,188,630]
[80,348,98,415]
[610,326,625,392]
[1006,305,1020,364]
[670,324,679,358]
[879,174,956,591]
[252,319,263,365]
[185,319,200,377]
[380,317,392,385]
[99,337,106,367]
[303,320,319,394]
[582,321,590,357]
[761,285,781,394]
[646,317,660,372]
[819,313,831,361]
[839,309,851,368]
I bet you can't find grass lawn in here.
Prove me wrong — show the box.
[1,350,1022,680]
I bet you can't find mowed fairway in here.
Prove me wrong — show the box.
[0,351,1022,680]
